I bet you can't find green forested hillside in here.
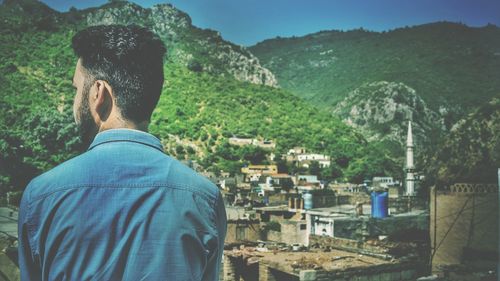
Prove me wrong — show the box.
[426,98,500,186]
[0,0,399,193]
[250,22,500,120]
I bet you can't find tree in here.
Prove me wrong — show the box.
[240,146,267,165]
[187,60,203,72]
[308,161,321,177]
[274,155,288,174]
[320,164,342,181]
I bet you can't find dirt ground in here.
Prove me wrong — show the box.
[227,247,394,272]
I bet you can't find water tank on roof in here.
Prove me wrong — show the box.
[371,191,388,218]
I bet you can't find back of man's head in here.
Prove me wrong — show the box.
[72,25,166,123]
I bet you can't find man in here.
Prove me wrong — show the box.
[18,25,226,281]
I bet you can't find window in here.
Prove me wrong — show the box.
[236,226,246,240]
[300,224,306,230]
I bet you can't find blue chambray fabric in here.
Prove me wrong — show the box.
[18,128,226,281]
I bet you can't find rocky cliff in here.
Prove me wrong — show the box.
[84,1,277,86]
[333,81,443,155]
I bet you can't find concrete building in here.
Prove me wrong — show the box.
[295,175,322,192]
[225,206,261,244]
[229,137,276,149]
[372,177,394,189]
[223,247,424,281]
[241,165,278,183]
[241,165,278,175]
[296,154,331,168]
[226,219,261,244]
[304,206,428,246]
[430,183,498,275]
[229,137,254,146]
[288,147,306,155]
[372,177,403,199]
[284,148,331,168]
[267,219,308,246]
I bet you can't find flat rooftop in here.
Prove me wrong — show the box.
[260,249,391,271]
[225,247,402,275]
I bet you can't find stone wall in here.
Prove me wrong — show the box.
[299,263,420,281]
[226,219,261,244]
[311,192,337,208]
[223,255,259,281]
[315,212,428,242]
[309,235,386,255]
[430,184,498,273]
[224,254,422,281]
[336,193,370,205]
[266,220,308,245]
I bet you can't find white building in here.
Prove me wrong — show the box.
[372,177,394,188]
[297,154,331,168]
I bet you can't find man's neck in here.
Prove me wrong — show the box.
[98,119,149,133]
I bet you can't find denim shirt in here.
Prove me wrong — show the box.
[18,129,227,281]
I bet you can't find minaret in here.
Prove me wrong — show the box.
[405,121,415,196]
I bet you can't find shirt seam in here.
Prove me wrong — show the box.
[28,183,217,205]
[212,191,220,229]
[88,139,163,153]
[25,190,38,259]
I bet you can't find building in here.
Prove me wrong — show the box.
[304,205,428,246]
[220,177,237,191]
[288,147,306,155]
[284,147,331,168]
[223,247,424,281]
[241,165,278,182]
[225,206,261,244]
[252,139,276,150]
[372,177,402,199]
[372,177,394,188]
[228,137,276,149]
[295,175,322,191]
[296,175,319,184]
[430,183,498,275]
[297,154,330,168]
[259,174,294,192]
[241,165,278,176]
[228,137,254,146]
[254,204,308,245]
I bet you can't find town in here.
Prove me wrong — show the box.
[186,122,496,281]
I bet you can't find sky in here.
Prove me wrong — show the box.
[40,0,500,46]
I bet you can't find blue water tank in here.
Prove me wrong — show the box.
[303,192,313,210]
[371,191,389,218]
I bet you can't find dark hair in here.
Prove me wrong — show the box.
[72,24,166,122]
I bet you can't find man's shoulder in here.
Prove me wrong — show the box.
[165,158,220,202]
[23,153,89,202]
[24,150,219,204]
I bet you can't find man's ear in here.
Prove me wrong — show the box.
[92,80,113,121]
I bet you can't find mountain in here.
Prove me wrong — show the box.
[250,22,500,167]
[250,22,500,125]
[0,0,393,193]
[427,98,499,186]
[332,81,443,158]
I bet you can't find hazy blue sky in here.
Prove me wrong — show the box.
[41,0,500,46]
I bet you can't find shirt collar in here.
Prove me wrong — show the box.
[88,128,164,152]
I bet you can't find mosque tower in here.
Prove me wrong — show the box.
[405,121,415,196]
